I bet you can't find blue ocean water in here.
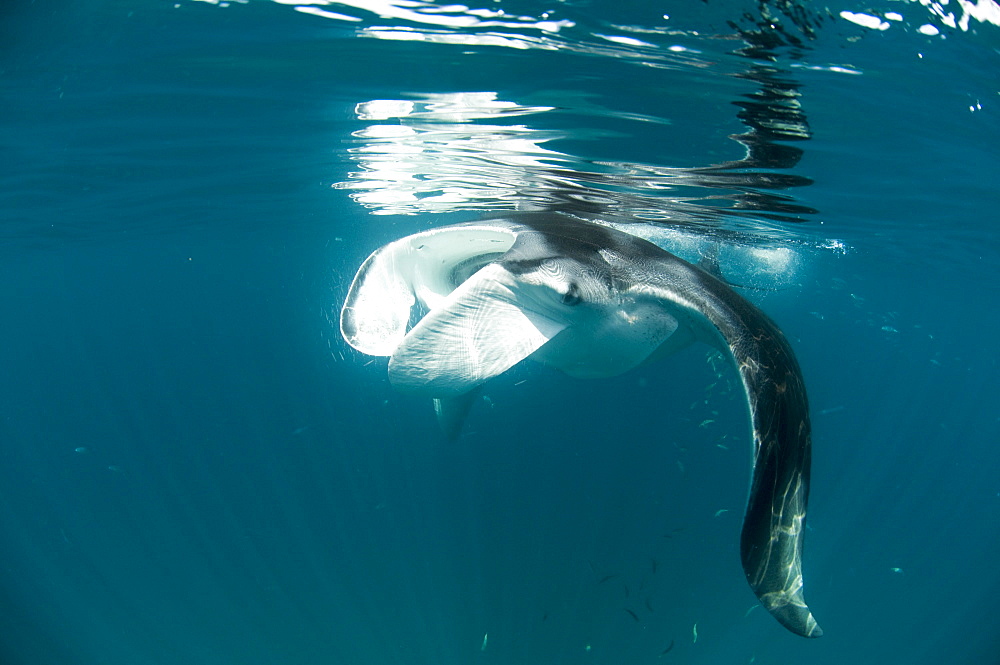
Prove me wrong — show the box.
[2,0,999,663]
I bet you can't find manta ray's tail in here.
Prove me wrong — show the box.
[679,254,822,638]
[715,292,822,638]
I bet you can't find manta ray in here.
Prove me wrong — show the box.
[340,213,822,638]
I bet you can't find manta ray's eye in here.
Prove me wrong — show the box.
[560,282,582,306]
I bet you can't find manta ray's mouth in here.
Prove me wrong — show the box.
[448,252,506,286]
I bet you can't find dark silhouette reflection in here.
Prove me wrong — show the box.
[535,53,819,228]
[684,8,823,223]
[533,27,823,228]
[339,3,831,232]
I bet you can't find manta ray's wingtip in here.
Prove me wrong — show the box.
[761,596,823,638]
[779,608,822,638]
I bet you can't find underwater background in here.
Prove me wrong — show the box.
[2,0,999,663]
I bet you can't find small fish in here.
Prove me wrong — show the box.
[699,419,715,428]
[651,558,659,574]
[744,604,758,617]
[714,508,729,517]
[481,633,488,651]
[890,567,904,575]
[624,608,639,623]
[644,597,655,613]
[74,447,88,454]
[598,574,618,585]
[623,583,630,598]
[716,443,729,450]
[660,640,675,656]
[692,623,698,643]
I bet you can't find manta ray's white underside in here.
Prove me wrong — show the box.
[343,224,699,395]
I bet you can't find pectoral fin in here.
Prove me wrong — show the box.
[340,225,518,356]
[389,264,566,396]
